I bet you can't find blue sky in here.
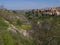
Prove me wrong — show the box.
[0,0,60,10]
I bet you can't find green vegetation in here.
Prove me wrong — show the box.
[0,18,36,45]
[25,11,60,45]
[20,24,31,30]
[0,19,8,30]
[0,8,60,45]
[16,19,23,26]
[0,30,14,45]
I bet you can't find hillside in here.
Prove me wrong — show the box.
[0,7,60,45]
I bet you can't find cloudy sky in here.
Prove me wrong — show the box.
[0,0,60,10]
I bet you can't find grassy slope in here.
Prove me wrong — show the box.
[0,18,36,45]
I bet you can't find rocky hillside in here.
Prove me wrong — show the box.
[0,8,34,45]
[0,7,60,45]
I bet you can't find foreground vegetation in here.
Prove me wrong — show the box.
[0,8,60,45]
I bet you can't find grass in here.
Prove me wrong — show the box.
[0,30,14,45]
[0,18,36,45]
[20,24,31,30]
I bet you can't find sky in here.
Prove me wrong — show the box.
[0,0,60,10]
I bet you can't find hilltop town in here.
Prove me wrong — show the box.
[26,7,60,16]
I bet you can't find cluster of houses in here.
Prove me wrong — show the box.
[27,7,60,16]
[41,7,60,15]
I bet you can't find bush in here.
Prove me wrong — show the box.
[0,20,8,30]
[16,19,22,26]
